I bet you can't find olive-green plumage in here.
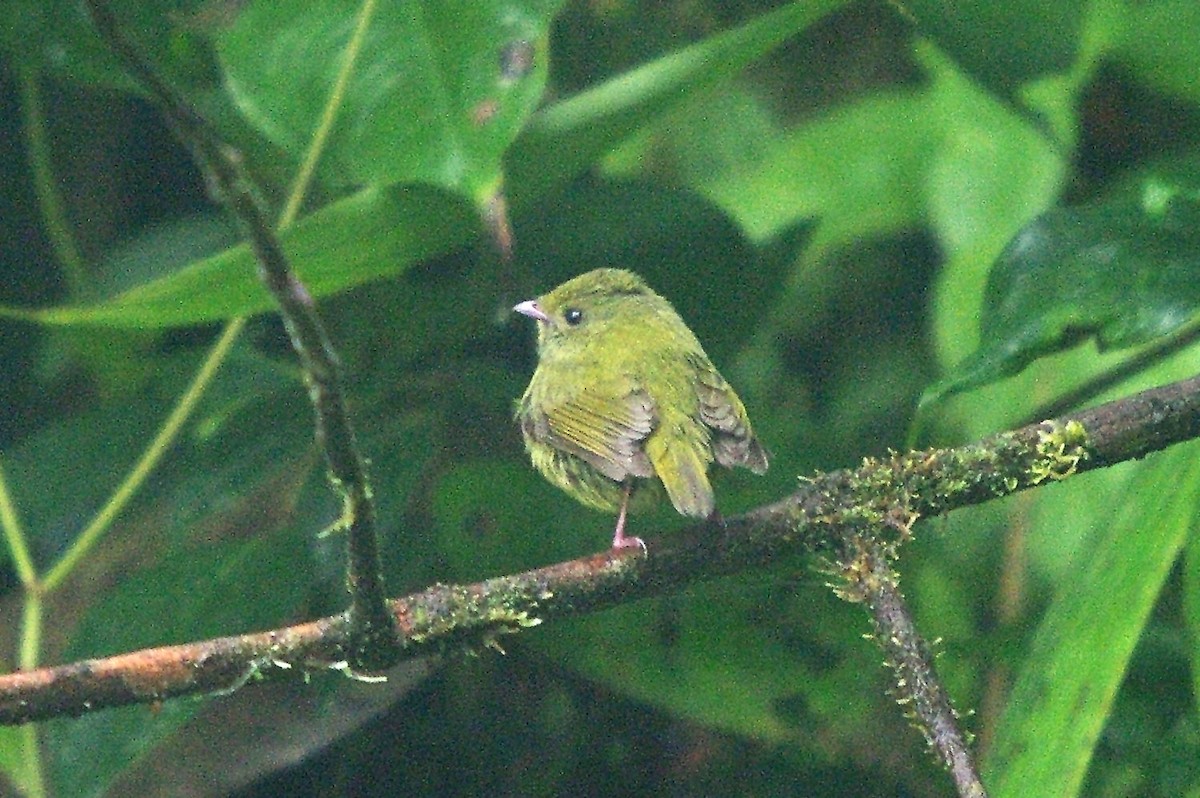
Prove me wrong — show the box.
[513,268,768,550]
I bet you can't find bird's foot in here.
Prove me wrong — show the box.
[611,489,646,554]
[611,530,647,554]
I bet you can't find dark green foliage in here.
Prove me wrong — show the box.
[2,1,1200,797]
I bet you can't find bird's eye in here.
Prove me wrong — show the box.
[564,308,584,326]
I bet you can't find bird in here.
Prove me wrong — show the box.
[513,268,768,551]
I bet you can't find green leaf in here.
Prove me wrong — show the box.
[534,578,873,743]
[1184,516,1200,707]
[216,0,562,200]
[506,0,850,208]
[1,0,216,92]
[91,214,241,298]
[921,37,1067,379]
[28,346,437,796]
[924,165,1200,407]
[5,2,839,334]
[984,447,1200,797]
[0,726,39,798]
[1113,0,1200,105]
[0,186,474,329]
[434,460,621,575]
[901,0,1086,93]
[0,350,317,795]
[514,177,786,365]
[692,88,931,246]
[46,531,317,798]
[921,40,1066,264]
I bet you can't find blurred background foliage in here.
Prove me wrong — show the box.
[2,0,1200,796]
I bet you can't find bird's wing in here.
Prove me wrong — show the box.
[522,386,656,483]
[690,354,769,474]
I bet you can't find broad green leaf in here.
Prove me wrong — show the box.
[506,0,850,208]
[1185,518,1200,707]
[47,531,318,798]
[513,177,788,365]
[901,0,1086,94]
[92,214,240,297]
[101,659,433,797]
[1113,0,1200,105]
[924,39,1066,384]
[7,2,839,333]
[216,0,562,200]
[535,576,877,743]
[0,726,39,798]
[1,0,215,92]
[692,88,931,246]
[921,41,1065,265]
[0,351,315,796]
[984,446,1200,798]
[435,459,629,574]
[0,186,474,329]
[924,166,1200,407]
[0,369,213,543]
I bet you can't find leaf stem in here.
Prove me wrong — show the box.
[278,0,379,228]
[42,317,246,592]
[0,457,37,589]
[17,66,90,301]
[1020,314,1200,426]
[16,724,45,798]
[19,594,42,673]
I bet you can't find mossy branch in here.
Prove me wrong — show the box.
[1,373,1196,730]
[837,535,986,798]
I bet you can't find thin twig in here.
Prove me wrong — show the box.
[2,371,1199,726]
[1019,316,1200,426]
[838,536,986,798]
[82,0,396,665]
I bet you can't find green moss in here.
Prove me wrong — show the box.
[1030,420,1089,484]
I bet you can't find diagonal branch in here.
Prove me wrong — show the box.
[1,372,1198,730]
[83,0,396,665]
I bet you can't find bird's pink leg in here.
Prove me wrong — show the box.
[611,481,646,552]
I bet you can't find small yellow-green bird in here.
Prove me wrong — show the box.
[514,268,768,551]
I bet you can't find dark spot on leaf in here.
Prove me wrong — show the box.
[171,0,248,31]
[499,40,535,83]
[470,99,499,126]
[463,509,498,539]
[771,692,815,728]
[654,602,682,648]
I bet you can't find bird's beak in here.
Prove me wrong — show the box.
[513,299,549,323]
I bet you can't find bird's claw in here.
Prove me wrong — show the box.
[611,534,647,555]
